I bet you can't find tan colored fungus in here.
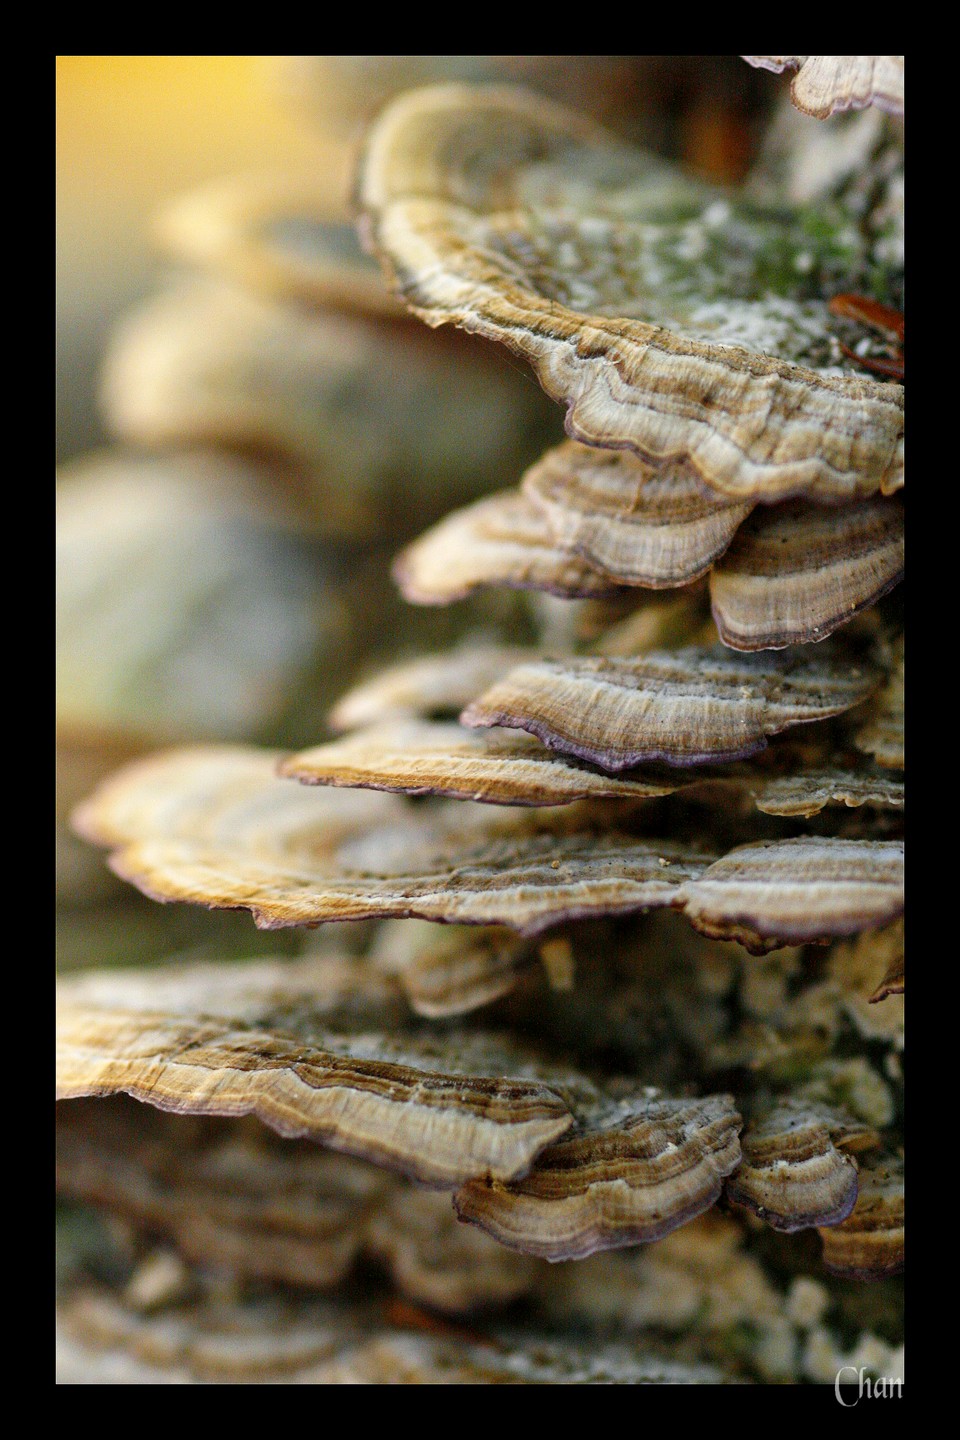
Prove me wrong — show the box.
[679,837,903,951]
[56,955,575,1187]
[461,646,879,769]
[75,750,901,947]
[521,441,753,588]
[817,1153,903,1279]
[393,491,622,605]
[365,1185,540,1311]
[455,1092,741,1261]
[726,1099,878,1231]
[282,718,902,816]
[282,720,685,806]
[72,745,402,855]
[709,497,903,651]
[328,643,540,731]
[741,57,904,119]
[359,85,903,503]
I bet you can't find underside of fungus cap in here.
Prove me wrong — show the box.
[358,84,903,505]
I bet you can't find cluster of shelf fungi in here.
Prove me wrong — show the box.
[57,56,903,1384]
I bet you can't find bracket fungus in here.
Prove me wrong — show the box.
[328,643,540,732]
[282,718,902,817]
[359,85,903,505]
[57,1098,539,1311]
[75,748,903,951]
[709,498,904,651]
[454,1093,742,1261]
[56,956,577,1187]
[56,954,746,1265]
[460,646,879,769]
[369,920,537,1019]
[393,490,622,605]
[397,442,904,652]
[817,1153,904,1280]
[59,55,903,1384]
[741,58,904,120]
[725,1098,877,1232]
[520,442,753,590]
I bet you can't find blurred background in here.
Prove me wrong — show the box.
[57,57,351,461]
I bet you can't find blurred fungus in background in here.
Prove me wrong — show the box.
[56,57,902,1385]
